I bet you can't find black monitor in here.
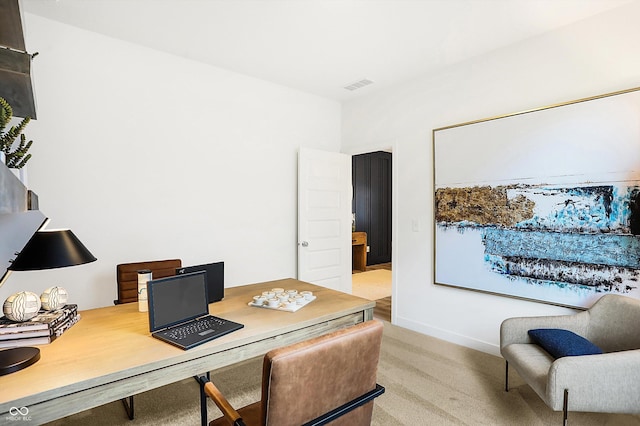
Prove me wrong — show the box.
[176,261,224,303]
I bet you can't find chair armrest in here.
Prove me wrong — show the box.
[500,311,589,350]
[202,379,245,426]
[546,349,640,413]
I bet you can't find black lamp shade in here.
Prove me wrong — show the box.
[9,229,97,271]
[0,228,95,377]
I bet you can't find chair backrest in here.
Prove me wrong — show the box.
[261,320,383,426]
[115,259,181,304]
[586,294,640,352]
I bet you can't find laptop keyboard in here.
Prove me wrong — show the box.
[164,316,232,341]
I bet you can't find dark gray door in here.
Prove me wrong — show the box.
[352,151,392,265]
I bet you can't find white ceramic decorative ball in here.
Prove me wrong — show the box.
[40,286,68,311]
[3,291,42,322]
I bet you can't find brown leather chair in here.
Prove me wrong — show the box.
[115,259,181,305]
[201,320,385,426]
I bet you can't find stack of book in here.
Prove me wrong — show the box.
[0,304,80,348]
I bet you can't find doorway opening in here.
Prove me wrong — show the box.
[350,150,392,322]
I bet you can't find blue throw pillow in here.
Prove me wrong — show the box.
[528,328,603,359]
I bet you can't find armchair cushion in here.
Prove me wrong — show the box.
[528,328,602,359]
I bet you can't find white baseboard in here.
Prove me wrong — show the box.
[393,315,501,357]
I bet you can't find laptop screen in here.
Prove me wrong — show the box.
[147,271,209,332]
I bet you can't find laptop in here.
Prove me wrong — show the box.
[176,261,224,303]
[147,271,243,350]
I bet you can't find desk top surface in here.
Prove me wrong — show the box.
[0,278,373,406]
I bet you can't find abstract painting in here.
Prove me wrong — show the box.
[433,87,640,308]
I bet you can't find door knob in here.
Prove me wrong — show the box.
[300,241,309,247]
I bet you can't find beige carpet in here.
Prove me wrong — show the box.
[352,269,392,300]
[45,321,640,426]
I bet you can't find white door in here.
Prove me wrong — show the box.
[298,147,352,294]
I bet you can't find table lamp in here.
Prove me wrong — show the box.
[0,228,96,376]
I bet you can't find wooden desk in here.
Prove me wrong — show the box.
[352,231,367,271]
[0,279,374,424]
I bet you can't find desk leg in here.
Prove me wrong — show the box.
[121,396,134,420]
[197,372,210,426]
[364,307,374,321]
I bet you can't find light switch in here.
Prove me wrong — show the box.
[412,219,420,232]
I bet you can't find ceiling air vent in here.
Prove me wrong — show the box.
[343,79,374,91]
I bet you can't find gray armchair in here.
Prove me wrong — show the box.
[500,294,640,425]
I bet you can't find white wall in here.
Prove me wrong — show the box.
[341,2,640,355]
[1,14,341,309]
